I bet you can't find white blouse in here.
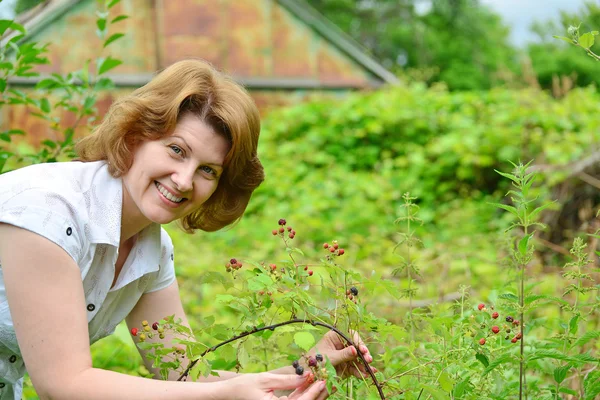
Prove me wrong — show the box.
[0,160,176,400]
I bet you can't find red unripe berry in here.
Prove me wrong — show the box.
[270,264,277,271]
[492,312,499,319]
[152,322,159,331]
[272,230,278,236]
[512,320,520,326]
[515,332,522,340]
[348,294,353,300]
[491,326,500,334]
[338,248,345,255]
[478,303,485,311]
[329,247,335,253]
[289,233,295,239]
[287,227,292,231]
[308,270,313,276]
[511,338,518,343]
[333,243,339,250]
[278,218,287,226]
[259,290,264,295]
[230,258,237,265]
[479,338,486,345]
[346,289,351,296]
[279,227,284,233]
[308,357,317,367]
[304,265,308,270]
[131,328,138,336]
[323,243,329,249]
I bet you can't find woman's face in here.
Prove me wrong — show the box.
[122,113,230,227]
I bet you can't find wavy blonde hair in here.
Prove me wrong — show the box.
[75,59,264,232]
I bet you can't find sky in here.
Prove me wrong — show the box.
[0,0,594,46]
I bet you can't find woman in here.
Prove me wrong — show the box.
[0,59,373,400]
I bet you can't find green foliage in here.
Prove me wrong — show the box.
[0,0,126,174]
[306,0,518,90]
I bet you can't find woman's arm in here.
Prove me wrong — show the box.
[0,224,314,400]
[126,280,243,382]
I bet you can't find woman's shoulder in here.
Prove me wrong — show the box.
[0,161,123,251]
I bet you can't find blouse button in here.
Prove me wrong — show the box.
[8,355,16,363]
[170,253,174,261]
[87,304,95,312]
[66,227,73,236]
[0,382,5,388]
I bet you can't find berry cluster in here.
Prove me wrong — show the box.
[225,258,243,273]
[272,218,296,240]
[130,320,165,342]
[475,304,523,345]
[346,286,359,303]
[292,353,328,380]
[323,241,345,256]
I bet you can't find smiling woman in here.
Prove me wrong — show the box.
[0,59,373,400]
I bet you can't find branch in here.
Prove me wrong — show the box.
[177,318,386,399]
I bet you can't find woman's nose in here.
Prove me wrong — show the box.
[171,166,194,193]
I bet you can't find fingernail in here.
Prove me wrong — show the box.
[319,381,326,390]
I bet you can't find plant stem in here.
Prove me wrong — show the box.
[177,318,386,399]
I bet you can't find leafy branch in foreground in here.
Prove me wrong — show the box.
[554,24,600,61]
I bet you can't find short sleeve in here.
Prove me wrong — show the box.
[0,188,85,264]
[144,228,176,293]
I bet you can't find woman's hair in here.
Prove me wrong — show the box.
[75,59,264,232]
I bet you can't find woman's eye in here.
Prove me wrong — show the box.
[199,166,216,175]
[170,145,183,155]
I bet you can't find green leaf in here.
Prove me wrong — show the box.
[42,140,57,149]
[97,56,122,75]
[494,169,520,183]
[96,18,107,33]
[579,32,595,49]
[107,0,121,8]
[518,233,533,256]
[453,378,470,398]
[569,315,579,334]
[553,35,575,44]
[111,15,129,23]
[439,371,454,392]
[499,293,519,302]
[421,385,448,400]
[103,32,124,48]
[529,201,556,221]
[572,331,600,349]
[293,331,315,352]
[483,353,515,375]
[0,79,6,93]
[488,202,518,217]
[39,98,51,113]
[584,370,600,400]
[554,364,571,384]
[475,353,489,367]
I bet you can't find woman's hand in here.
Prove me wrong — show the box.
[309,330,376,379]
[224,372,328,400]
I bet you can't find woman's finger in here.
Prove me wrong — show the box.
[297,381,327,400]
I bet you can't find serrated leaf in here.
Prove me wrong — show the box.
[499,293,519,302]
[584,370,600,400]
[554,364,571,384]
[483,353,515,375]
[104,32,124,48]
[579,32,595,49]
[572,330,600,349]
[294,331,315,352]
